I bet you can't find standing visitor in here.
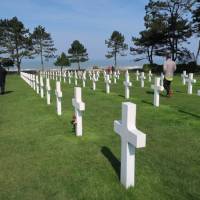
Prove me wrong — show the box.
[163,54,176,97]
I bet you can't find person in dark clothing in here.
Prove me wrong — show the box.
[0,65,7,95]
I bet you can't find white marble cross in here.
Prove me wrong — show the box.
[181,71,188,85]
[89,71,92,80]
[68,71,72,84]
[103,70,107,81]
[114,102,146,189]
[55,72,58,81]
[30,74,33,88]
[136,70,140,81]
[40,76,44,98]
[186,73,196,94]
[46,78,51,105]
[123,70,132,99]
[74,71,78,86]
[117,70,120,79]
[140,72,146,88]
[148,70,153,82]
[33,75,36,91]
[151,77,164,107]
[82,72,86,87]
[72,87,85,136]
[113,71,117,84]
[36,75,40,94]
[63,71,66,83]
[96,71,100,81]
[92,73,97,90]
[105,74,111,94]
[55,81,62,115]
[160,73,164,87]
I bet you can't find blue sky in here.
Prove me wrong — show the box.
[0,0,198,63]
[0,0,149,60]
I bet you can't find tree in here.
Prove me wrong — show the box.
[31,25,56,71]
[0,57,14,71]
[67,40,88,70]
[130,17,166,64]
[105,31,128,69]
[193,0,200,61]
[54,52,70,72]
[145,0,195,61]
[0,17,34,73]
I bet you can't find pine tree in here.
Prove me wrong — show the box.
[31,25,56,71]
[105,31,128,69]
[144,0,195,61]
[0,17,34,73]
[54,52,70,72]
[67,40,88,70]
[193,0,200,61]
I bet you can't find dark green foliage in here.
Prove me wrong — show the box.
[132,0,195,64]
[146,0,195,61]
[67,40,88,70]
[143,62,199,73]
[105,31,128,69]
[193,0,200,35]
[54,52,70,72]
[131,6,167,64]
[0,57,14,70]
[31,25,57,71]
[0,17,34,73]
[192,0,200,61]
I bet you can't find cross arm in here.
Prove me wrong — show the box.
[72,99,85,111]
[114,120,122,137]
[55,90,62,98]
[127,128,146,148]
[46,86,51,91]
[123,81,132,87]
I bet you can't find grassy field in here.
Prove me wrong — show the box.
[0,72,200,200]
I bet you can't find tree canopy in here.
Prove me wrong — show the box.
[67,40,88,70]
[31,25,56,71]
[131,0,196,63]
[105,31,128,69]
[0,17,34,73]
[54,52,70,72]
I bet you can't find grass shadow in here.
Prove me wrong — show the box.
[179,110,200,119]
[146,91,154,95]
[1,90,14,95]
[175,90,185,94]
[118,94,125,98]
[141,100,153,106]
[101,146,120,180]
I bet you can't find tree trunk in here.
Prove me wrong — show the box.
[196,40,200,63]
[114,52,117,70]
[147,48,153,64]
[78,61,80,70]
[15,44,21,74]
[16,60,21,74]
[40,42,44,71]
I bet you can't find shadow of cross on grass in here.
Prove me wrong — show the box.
[101,146,120,180]
[179,110,200,119]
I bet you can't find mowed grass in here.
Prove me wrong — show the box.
[0,72,200,200]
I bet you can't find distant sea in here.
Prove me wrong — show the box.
[19,58,145,70]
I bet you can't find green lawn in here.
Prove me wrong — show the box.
[0,73,200,200]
